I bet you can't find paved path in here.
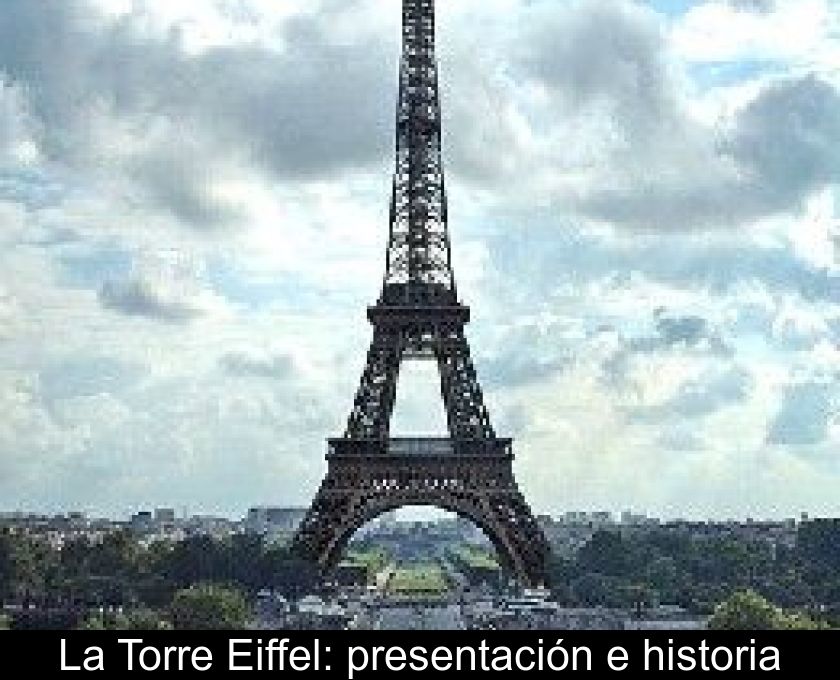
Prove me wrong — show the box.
[375,604,464,630]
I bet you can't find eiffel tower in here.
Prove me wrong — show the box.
[291,0,550,587]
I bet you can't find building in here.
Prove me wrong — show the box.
[154,508,176,524]
[244,507,308,539]
[130,511,154,532]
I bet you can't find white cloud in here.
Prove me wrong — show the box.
[98,248,229,323]
[0,77,39,166]
[0,0,838,519]
[672,0,831,64]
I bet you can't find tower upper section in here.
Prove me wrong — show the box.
[379,0,457,308]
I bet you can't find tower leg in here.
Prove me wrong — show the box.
[436,329,494,439]
[344,327,402,439]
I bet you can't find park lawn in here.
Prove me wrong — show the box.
[388,564,449,593]
[343,547,388,575]
[452,546,500,570]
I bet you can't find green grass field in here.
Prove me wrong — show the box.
[451,545,500,570]
[387,563,449,594]
[342,547,388,580]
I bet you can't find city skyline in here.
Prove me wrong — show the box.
[0,503,825,527]
[1,0,838,520]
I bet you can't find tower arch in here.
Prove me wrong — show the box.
[293,447,549,587]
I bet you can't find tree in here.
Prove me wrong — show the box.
[261,548,319,598]
[0,531,13,602]
[798,519,840,569]
[577,531,628,578]
[645,555,679,602]
[0,531,56,606]
[79,607,171,630]
[708,590,823,630]
[229,534,265,592]
[171,583,250,630]
[161,536,229,588]
[708,590,779,629]
[127,607,172,630]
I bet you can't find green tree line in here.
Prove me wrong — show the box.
[0,530,318,629]
[547,519,840,627]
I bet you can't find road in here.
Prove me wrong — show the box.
[375,604,465,630]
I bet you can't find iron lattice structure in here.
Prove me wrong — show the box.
[291,0,550,587]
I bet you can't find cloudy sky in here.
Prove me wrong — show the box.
[0,0,838,521]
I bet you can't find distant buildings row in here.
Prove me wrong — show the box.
[0,507,305,549]
[538,511,805,558]
[0,508,812,555]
